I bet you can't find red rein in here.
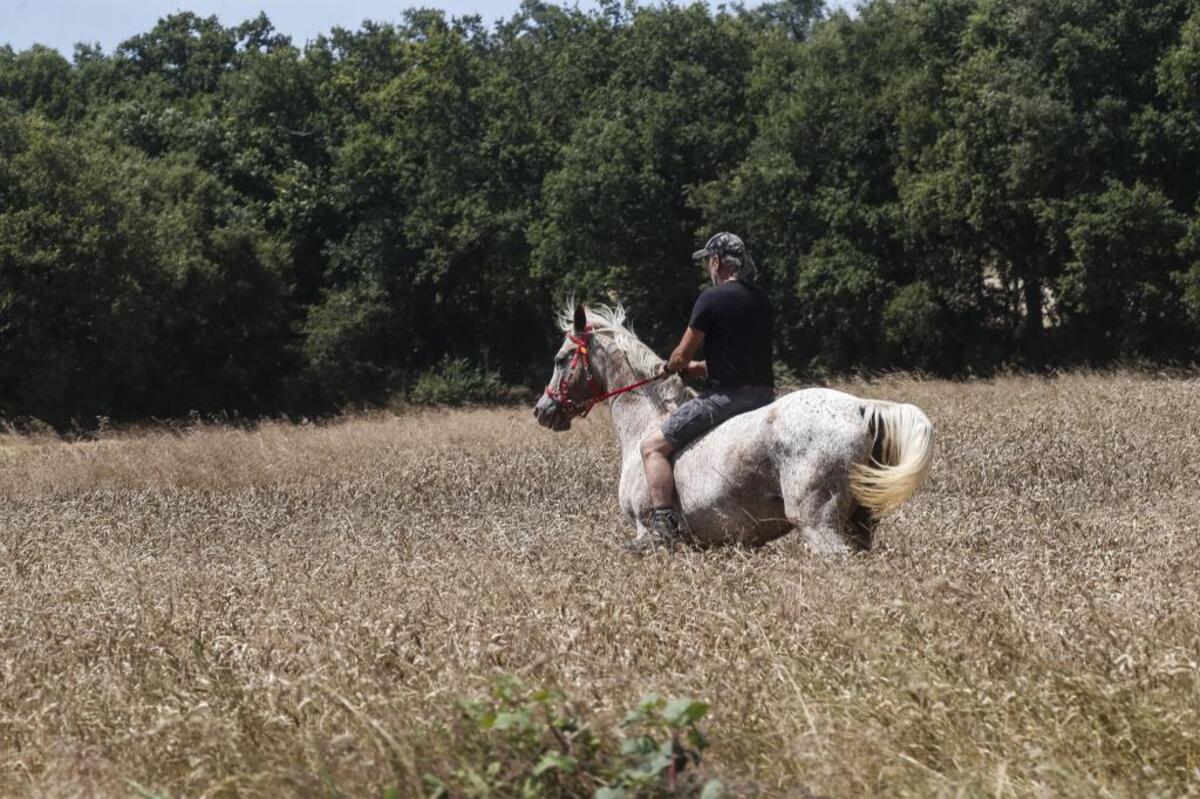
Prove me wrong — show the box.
[544,327,665,418]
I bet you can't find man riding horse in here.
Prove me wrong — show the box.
[630,232,775,554]
[533,236,934,555]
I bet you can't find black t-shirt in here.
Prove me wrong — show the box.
[688,279,774,388]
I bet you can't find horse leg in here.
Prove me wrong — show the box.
[783,469,858,554]
[618,457,656,543]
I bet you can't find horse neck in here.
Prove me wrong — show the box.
[594,338,675,460]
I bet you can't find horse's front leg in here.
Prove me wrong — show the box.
[617,454,653,536]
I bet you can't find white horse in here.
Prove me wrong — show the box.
[532,304,934,552]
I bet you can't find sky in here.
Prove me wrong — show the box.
[2,0,854,57]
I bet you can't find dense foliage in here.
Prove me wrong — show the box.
[2,0,1198,423]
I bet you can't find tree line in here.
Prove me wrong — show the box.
[2,0,1199,424]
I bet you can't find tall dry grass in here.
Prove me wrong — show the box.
[1,373,1198,796]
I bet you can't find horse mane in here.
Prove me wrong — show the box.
[557,303,694,410]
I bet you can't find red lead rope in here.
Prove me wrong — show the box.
[544,327,667,418]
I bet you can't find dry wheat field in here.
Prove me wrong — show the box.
[1,373,1199,797]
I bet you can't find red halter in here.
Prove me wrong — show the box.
[544,326,665,418]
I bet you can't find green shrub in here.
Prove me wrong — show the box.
[422,676,723,799]
[409,358,507,406]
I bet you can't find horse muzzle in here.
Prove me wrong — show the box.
[533,395,572,431]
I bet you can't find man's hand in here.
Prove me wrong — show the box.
[664,327,705,376]
[658,360,706,380]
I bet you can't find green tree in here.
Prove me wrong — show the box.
[1057,181,1190,360]
[696,4,918,370]
[0,45,77,118]
[534,4,756,348]
[0,112,167,422]
[2,0,1200,423]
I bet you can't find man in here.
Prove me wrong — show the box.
[625,232,775,554]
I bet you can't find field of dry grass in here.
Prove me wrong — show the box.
[1,373,1199,797]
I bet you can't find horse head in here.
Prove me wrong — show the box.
[533,303,600,431]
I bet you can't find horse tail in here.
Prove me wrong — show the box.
[849,401,934,517]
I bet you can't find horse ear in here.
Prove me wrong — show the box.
[573,304,587,334]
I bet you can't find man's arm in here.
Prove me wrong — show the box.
[662,327,706,379]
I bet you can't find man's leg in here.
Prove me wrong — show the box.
[640,429,676,509]
[623,395,714,553]
[622,430,685,554]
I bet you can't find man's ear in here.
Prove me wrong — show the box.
[573,304,587,334]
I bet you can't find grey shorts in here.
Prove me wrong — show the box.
[661,386,775,450]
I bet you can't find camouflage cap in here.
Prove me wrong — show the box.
[692,232,747,262]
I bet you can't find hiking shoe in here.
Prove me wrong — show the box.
[621,508,685,555]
